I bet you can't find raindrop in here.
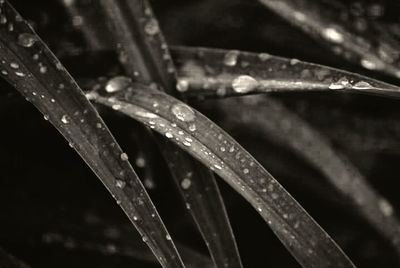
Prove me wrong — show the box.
[323,27,344,43]
[232,75,259,93]
[214,164,222,170]
[144,19,159,35]
[379,199,393,217]
[15,71,25,77]
[105,76,131,93]
[171,103,196,122]
[243,168,249,174]
[165,132,173,139]
[120,153,129,161]
[17,33,37,48]
[166,234,172,241]
[176,79,189,92]
[61,115,69,124]
[115,179,126,189]
[353,81,373,89]
[40,65,47,74]
[10,62,19,69]
[181,178,191,189]
[223,50,239,66]
[258,53,271,61]
[188,124,196,132]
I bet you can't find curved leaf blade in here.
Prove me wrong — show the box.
[0,2,183,267]
[218,95,400,256]
[171,46,400,99]
[95,1,243,266]
[257,0,400,79]
[91,83,356,268]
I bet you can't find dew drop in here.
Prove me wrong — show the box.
[243,168,249,174]
[10,62,19,69]
[223,50,239,66]
[165,132,173,139]
[115,179,126,189]
[61,115,69,124]
[379,199,393,217]
[232,75,259,93]
[353,81,373,89]
[176,79,189,92]
[323,27,344,43]
[181,178,191,189]
[171,103,196,122]
[105,76,131,93]
[120,153,129,161]
[258,53,271,61]
[188,124,196,132]
[166,234,172,241]
[17,33,37,48]
[214,164,222,170]
[144,19,159,35]
[15,71,25,77]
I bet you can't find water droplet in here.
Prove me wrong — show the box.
[379,199,393,216]
[112,104,121,110]
[361,58,384,70]
[220,147,226,152]
[188,124,196,132]
[243,168,249,174]
[258,53,271,61]
[353,81,373,89]
[323,27,344,43]
[142,236,148,243]
[120,153,129,161]
[43,114,49,121]
[214,164,222,170]
[171,103,195,122]
[15,71,25,77]
[176,79,189,92]
[40,65,47,74]
[232,75,258,93]
[105,76,131,93]
[165,132,173,139]
[224,50,239,66]
[328,83,344,90]
[144,19,159,35]
[10,62,19,69]
[61,115,69,124]
[17,33,37,48]
[115,179,126,189]
[181,178,191,189]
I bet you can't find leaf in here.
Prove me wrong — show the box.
[216,95,400,256]
[0,247,30,268]
[170,46,400,99]
[257,0,400,79]
[96,1,242,266]
[90,82,356,268]
[0,2,183,267]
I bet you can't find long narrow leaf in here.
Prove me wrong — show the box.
[96,1,243,266]
[170,46,400,99]
[89,82,356,268]
[0,2,183,267]
[257,0,400,79]
[217,95,400,256]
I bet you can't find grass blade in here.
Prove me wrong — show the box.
[171,46,400,99]
[96,1,242,266]
[0,2,184,267]
[90,82,356,268]
[257,0,400,79]
[217,95,400,256]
